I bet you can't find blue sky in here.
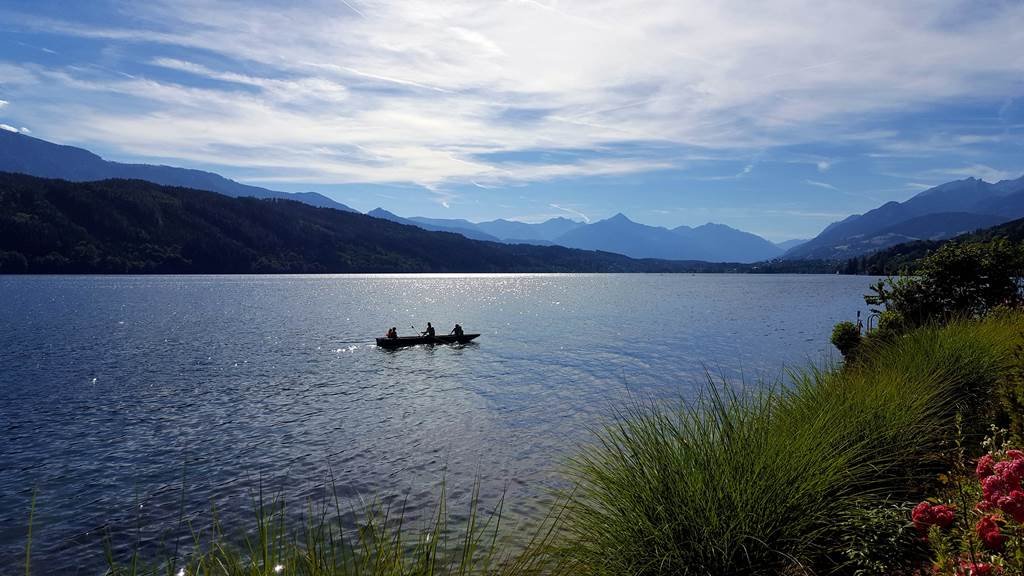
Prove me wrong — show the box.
[1,0,1023,241]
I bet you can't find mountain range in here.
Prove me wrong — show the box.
[0,172,743,274]
[4,130,1021,265]
[370,210,785,263]
[0,130,356,212]
[409,214,585,242]
[366,208,502,242]
[0,131,788,263]
[550,214,784,262]
[785,175,1024,260]
[842,213,1024,275]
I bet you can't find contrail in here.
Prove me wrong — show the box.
[549,203,590,223]
[338,0,365,18]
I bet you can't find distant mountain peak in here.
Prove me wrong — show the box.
[913,176,991,200]
[695,222,733,231]
[786,172,1024,260]
[553,213,781,262]
[0,130,355,212]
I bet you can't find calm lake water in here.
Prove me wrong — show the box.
[0,274,877,573]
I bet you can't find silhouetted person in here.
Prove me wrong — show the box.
[386,327,397,339]
[450,323,464,337]
[422,322,435,337]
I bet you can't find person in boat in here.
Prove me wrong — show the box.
[450,323,464,337]
[422,322,435,337]
[386,327,398,339]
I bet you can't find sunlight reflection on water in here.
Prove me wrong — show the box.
[0,273,877,572]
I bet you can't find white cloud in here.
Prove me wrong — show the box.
[0,124,19,133]
[956,134,1003,145]
[549,203,591,223]
[0,99,8,108]
[905,182,934,190]
[697,163,755,181]
[805,179,838,191]
[4,0,1024,188]
[938,164,1016,183]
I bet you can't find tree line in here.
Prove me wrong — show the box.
[0,172,748,274]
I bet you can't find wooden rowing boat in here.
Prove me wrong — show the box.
[375,334,480,348]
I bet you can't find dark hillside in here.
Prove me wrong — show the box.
[843,215,1024,275]
[0,172,735,274]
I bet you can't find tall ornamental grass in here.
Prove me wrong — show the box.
[558,315,1023,575]
[93,480,563,576]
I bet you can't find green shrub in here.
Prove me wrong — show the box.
[838,501,926,576]
[831,321,862,358]
[876,309,907,337]
[866,239,1024,334]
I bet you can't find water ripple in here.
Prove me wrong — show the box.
[0,273,876,573]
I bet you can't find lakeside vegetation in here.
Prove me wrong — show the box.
[20,238,1024,575]
[562,282,1024,574]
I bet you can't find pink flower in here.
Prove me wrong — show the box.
[933,505,955,529]
[1006,449,1024,461]
[997,489,1024,523]
[977,454,996,479]
[1009,458,1024,483]
[982,475,1010,504]
[912,501,956,533]
[993,460,1022,488]
[976,515,1006,552]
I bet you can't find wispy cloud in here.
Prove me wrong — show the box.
[549,203,590,223]
[697,163,755,181]
[938,164,1016,183]
[805,179,838,191]
[904,182,934,190]
[2,0,1024,192]
[337,0,365,18]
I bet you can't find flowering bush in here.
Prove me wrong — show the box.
[916,434,1024,575]
[913,501,956,533]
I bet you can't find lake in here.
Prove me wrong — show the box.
[0,273,877,573]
